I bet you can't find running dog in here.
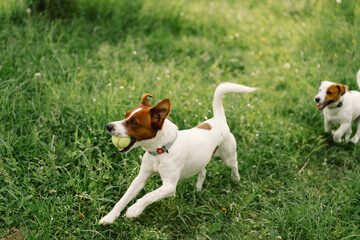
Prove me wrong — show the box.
[314,70,360,143]
[99,82,257,225]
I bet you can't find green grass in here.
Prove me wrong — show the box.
[1,0,360,239]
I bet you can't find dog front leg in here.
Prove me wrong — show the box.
[333,123,351,143]
[125,171,179,218]
[99,169,152,225]
[350,120,360,144]
[324,118,331,133]
[344,128,352,143]
[125,182,177,218]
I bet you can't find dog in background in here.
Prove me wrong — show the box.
[314,70,360,143]
[99,82,257,225]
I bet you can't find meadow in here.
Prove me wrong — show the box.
[1,0,360,239]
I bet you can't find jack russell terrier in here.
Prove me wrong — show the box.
[314,70,360,144]
[99,82,257,225]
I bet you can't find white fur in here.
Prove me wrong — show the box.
[99,83,257,225]
[314,70,360,143]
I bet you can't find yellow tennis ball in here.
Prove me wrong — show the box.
[112,136,131,148]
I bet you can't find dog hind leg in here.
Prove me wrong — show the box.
[196,168,206,191]
[216,133,240,182]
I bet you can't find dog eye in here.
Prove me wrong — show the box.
[130,119,137,125]
[326,91,332,95]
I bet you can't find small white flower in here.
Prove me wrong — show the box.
[336,0,341,3]
[35,72,41,77]
[132,51,137,55]
[26,8,31,15]
[283,63,291,69]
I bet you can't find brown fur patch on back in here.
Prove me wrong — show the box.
[196,122,212,130]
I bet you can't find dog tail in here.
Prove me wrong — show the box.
[213,82,257,121]
[357,69,360,89]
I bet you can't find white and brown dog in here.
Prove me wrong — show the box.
[314,70,360,144]
[99,83,257,225]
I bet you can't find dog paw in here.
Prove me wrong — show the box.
[196,183,203,191]
[99,213,118,225]
[333,135,342,143]
[125,204,144,218]
[231,172,240,182]
[350,137,359,144]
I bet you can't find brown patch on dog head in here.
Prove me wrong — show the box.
[324,84,343,104]
[338,84,348,96]
[141,93,153,107]
[122,97,170,142]
[196,122,212,130]
[124,107,157,141]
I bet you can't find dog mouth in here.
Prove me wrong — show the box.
[118,137,136,153]
[317,101,333,110]
[317,103,327,110]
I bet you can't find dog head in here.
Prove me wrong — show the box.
[106,94,171,152]
[314,81,348,110]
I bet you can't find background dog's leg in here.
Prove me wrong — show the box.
[216,134,240,182]
[99,169,152,225]
[324,118,331,133]
[344,128,352,143]
[350,120,360,144]
[196,168,206,191]
[333,123,351,143]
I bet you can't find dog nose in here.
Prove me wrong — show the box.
[106,124,114,132]
[315,97,320,103]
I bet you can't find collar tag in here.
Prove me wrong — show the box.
[156,148,165,154]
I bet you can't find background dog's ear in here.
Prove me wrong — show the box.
[337,84,348,96]
[141,93,153,107]
[150,99,171,130]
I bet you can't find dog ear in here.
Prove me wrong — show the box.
[141,93,153,107]
[337,84,348,96]
[150,99,171,130]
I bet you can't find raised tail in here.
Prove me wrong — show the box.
[357,69,360,89]
[213,82,257,121]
